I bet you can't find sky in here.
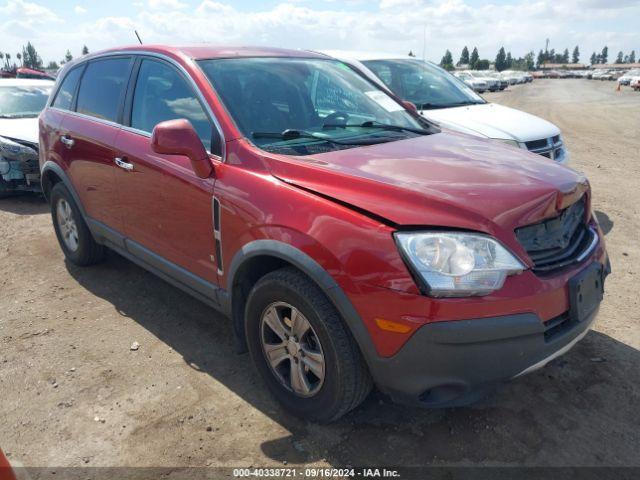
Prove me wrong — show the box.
[1,0,639,65]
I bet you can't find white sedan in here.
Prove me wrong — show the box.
[0,78,53,197]
[317,51,569,164]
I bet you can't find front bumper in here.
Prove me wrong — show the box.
[369,305,600,407]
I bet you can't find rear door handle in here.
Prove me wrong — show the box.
[115,157,134,171]
[60,135,74,148]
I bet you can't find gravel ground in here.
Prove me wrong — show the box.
[1,79,639,470]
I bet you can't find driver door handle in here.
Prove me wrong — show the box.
[115,157,134,171]
[60,135,75,148]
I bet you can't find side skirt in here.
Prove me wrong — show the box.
[87,218,230,316]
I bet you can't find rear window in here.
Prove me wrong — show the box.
[52,67,83,111]
[76,58,131,122]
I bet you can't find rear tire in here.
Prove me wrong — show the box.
[245,267,372,422]
[50,182,105,266]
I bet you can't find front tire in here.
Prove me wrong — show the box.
[50,182,105,266]
[245,267,372,422]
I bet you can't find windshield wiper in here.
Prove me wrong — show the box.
[252,129,391,146]
[417,100,485,110]
[322,120,429,135]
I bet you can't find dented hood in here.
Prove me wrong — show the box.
[266,131,588,240]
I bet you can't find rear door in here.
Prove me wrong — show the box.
[58,56,133,233]
[114,56,221,286]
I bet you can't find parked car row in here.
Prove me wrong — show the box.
[617,69,640,86]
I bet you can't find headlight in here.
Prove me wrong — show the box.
[395,232,525,297]
[492,138,521,148]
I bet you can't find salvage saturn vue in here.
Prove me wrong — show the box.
[39,45,609,422]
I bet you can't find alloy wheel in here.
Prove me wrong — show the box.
[260,301,325,397]
[56,198,79,252]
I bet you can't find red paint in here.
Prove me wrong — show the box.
[40,45,607,358]
[0,449,16,480]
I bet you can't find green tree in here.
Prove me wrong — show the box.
[21,42,43,69]
[47,60,60,70]
[601,46,608,64]
[82,45,89,55]
[495,47,507,71]
[407,50,415,57]
[562,48,569,63]
[506,51,513,68]
[615,51,624,63]
[629,50,636,63]
[475,59,490,70]
[440,50,454,71]
[572,46,580,63]
[524,51,535,71]
[458,46,469,66]
[590,52,597,65]
[536,49,545,68]
[65,50,73,63]
[16,52,22,66]
[469,47,479,69]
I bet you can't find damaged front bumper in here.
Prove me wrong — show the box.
[0,136,41,195]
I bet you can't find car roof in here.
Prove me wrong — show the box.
[316,50,418,62]
[84,44,328,61]
[0,78,55,87]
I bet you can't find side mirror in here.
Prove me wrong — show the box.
[402,100,418,113]
[151,119,213,179]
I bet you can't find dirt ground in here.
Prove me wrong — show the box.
[1,79,639,471]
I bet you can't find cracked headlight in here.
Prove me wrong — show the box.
[395,232,526,297]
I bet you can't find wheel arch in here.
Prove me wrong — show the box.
[41,161,88,219]
[225,240,378,366]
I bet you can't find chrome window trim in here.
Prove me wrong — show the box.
[47,50,227,162]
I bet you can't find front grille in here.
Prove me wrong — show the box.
[525,135,564,161]
[515,197,597,273]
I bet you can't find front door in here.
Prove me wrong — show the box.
[114,57,221,286]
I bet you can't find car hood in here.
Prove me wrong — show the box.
[267,131,588,254]
[422,103,560,143]
[0,117,39,144]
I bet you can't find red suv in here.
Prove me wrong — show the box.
[39,46,609,422]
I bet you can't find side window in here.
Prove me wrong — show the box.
[131,59,216,154]
[52,67,83,110]
[76,58,131,122]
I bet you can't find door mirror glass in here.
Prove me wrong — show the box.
[151,119,212,179]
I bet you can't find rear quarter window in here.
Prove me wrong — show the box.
[52,67,83,110]
[76,58,131,122]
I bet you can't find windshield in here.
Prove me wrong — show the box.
[361,59,485,110]
[0,85,52,118]
[198,57,428,155]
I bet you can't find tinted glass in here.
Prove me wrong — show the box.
[52,67,82,111]
[0,85,52,118]
[198,57,425,155]
[76,58,131,122]
[363,59,485,109]
[131,59,214,152]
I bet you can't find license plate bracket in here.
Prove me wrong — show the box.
[568,263,604,323]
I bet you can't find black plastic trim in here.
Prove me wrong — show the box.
[226,239,379,366]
